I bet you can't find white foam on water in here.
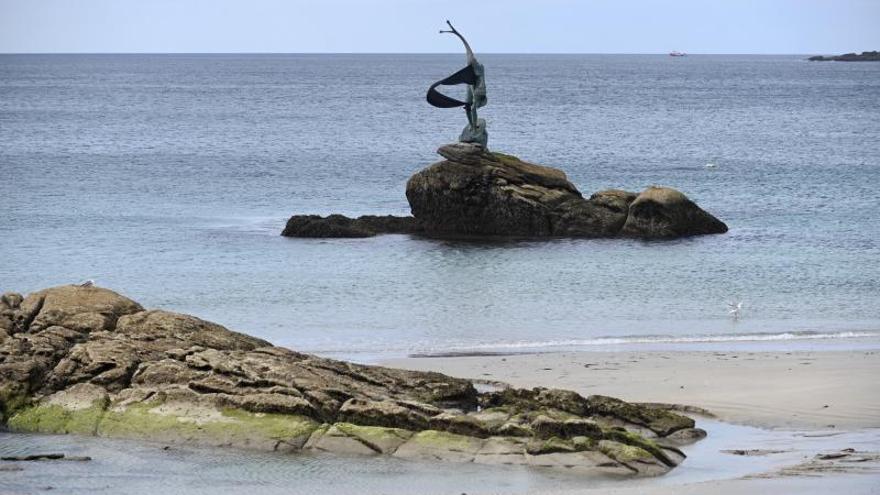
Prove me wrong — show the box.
[403,330,880,357]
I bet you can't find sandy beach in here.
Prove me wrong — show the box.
[385,349,880,493]
[386,349,880,430]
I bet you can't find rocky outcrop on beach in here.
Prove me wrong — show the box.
[283,143,727,240]
[0,285,701,476]
[808,51,880,62]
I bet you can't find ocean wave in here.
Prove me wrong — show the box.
[311,330,880,359]
[434,330,880,352]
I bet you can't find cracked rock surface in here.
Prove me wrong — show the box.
[0,285,702,476]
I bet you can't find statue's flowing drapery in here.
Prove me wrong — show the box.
[426,65,477,110]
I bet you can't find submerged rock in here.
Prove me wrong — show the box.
[285,144,726,240]
[0,453,91,462]
[0,285,701,477]
[282,214,423,238]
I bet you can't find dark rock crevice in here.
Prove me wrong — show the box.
[13,293,44,334]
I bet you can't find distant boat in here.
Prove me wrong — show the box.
[669,51,687,57]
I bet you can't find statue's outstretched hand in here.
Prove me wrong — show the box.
[442,20,459,35]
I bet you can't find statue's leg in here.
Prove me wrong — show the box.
[464,104,475,128]
[465,87,476,128]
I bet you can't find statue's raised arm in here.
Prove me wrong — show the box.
[440,20,476,66]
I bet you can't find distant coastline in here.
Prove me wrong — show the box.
[808,50,880,61]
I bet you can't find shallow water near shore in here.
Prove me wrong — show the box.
[2,54,880,359]
[2,420,877,494]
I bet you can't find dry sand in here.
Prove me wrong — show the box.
[384,349,880,494]
[386,350,880,430]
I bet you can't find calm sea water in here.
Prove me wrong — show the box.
[1,54,879,359]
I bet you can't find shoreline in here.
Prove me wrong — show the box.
[0,351,880,495]
[382,349,880,492]
[383,349,880,431]
[306,332,880,365]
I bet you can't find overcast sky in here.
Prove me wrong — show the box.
[1,0,878,54]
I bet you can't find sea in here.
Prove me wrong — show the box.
[1,54,879,361]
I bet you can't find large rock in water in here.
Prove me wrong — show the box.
[282,144,727,240]
[405,143,727,239]
[0,285,701,476]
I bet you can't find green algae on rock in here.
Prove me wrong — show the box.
[0,285,703,477]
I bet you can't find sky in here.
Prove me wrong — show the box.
[1,0,878,54]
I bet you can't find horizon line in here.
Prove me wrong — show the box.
[0,51,823,56]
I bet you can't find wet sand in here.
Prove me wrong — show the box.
[384,349,880,493]
[564,475,880,495]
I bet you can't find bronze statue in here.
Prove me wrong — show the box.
[426,21,488,147]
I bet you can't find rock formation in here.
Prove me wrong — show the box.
[808,51,880,62]
[619,186,729,238]
[282,214,423,238]
[0,285,703,476]
[283,143,727,240]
